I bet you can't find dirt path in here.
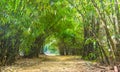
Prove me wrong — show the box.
[1,56,114,72]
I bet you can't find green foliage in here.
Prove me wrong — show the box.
[1,0,118,65]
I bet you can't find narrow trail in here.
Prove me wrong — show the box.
[1,56,114,72]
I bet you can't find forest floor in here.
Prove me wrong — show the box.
[1,55,114,72]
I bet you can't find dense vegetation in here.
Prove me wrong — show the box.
[0,0,120,66]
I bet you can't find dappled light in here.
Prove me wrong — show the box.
[0,0,120,72]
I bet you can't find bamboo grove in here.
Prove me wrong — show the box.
[0,0,120,66]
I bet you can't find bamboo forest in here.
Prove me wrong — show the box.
[0,0,120,72]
